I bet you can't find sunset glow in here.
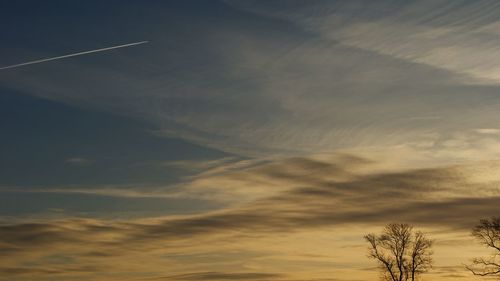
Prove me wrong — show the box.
[1,1,500,281]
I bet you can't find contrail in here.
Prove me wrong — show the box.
[0,41,148,70]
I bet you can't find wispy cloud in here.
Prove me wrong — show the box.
[149,272,284,281]
[0,154,498,280]
[64,157,91,166]
[231,1,500,84]
[3,3,500,280]
[4,1,500,156]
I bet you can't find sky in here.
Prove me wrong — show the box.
[1,1,500,280]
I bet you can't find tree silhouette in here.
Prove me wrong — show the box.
[466,217,500,277]
[364,223,433,281]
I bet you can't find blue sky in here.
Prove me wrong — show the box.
[1,1,500,280]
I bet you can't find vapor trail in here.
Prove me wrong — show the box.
[0,41,148,70]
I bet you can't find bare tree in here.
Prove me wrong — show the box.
[364,223,433,281]
[466,217,500,277]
